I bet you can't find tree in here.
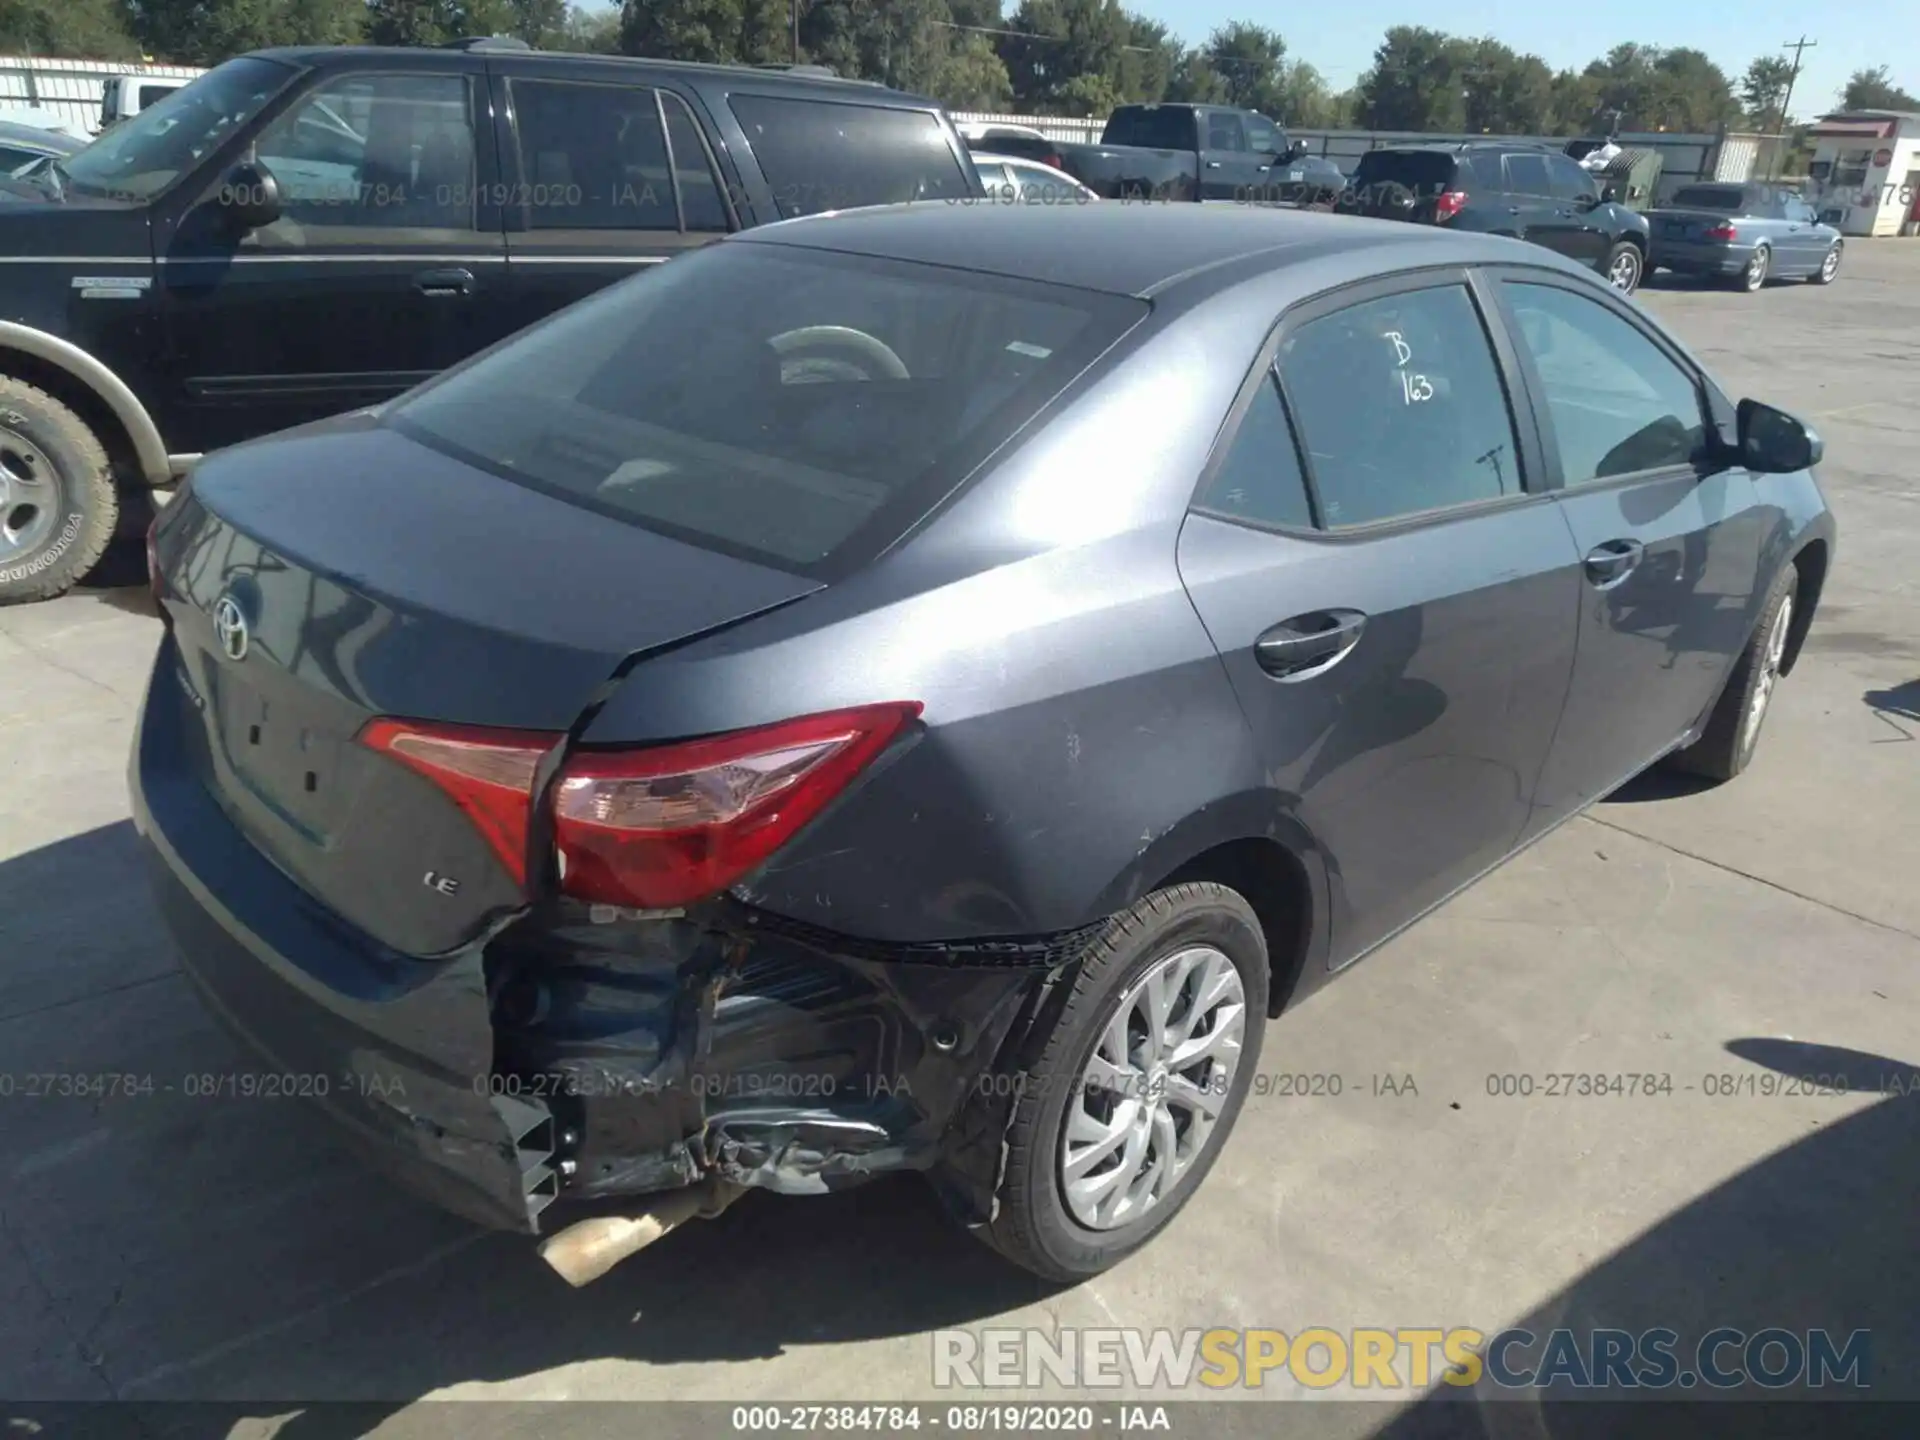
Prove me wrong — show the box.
[1840,66,1920,112]
[997,0,1134,114]
[0,0,140,57]
[365,0,516,47]
[1740,55,1796,130]
[1201,22,1287,116]
[1354,26,1469,131]
[1456,37,1556,133]
[620,0,787,64]
[561,3,622,51]
[126,0,364,64]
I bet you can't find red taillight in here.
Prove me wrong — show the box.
[359,719,560,885]
[1433,190,1468,222]
[1043,152,1064,170]
[1703,223,1737,241]
[552,701,923,909]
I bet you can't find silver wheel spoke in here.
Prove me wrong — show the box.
[1059,943,1248,1231]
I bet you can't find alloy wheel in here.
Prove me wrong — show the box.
[1060,945,1247,1231]
[0,428,59,566]
[1741,591,1794,758]
[1745,248,1769,291]
[1608,247,1642,292]
[1820,246,1841,282]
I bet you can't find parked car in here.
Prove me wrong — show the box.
[1045,102,1342,206]
[0,119,83,178]
[959,123,1069,170]
[1645,182,1843,292]
[1334,142,1650,294]
[136,203,1833,1286]
[970,152,1098,204]
[98,72,189,132]
[0,40,980,605]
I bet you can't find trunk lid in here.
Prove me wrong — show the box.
[1644,207,1743,240]
[154,415,822,955]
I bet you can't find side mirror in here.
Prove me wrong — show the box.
[1286,140,1309,162]
[1576,191,1603,211]
[1738,399,1822,473]
[215,160,281,233]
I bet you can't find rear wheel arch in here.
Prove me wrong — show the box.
[1086,795,1328,1019]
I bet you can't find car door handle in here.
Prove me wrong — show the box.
[1205,160,1223,169]
[1584,538,1645,586]
[1254,609,1367,680]
[414,267,475,297]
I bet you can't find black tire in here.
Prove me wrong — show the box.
[0,378,117,605]
[976,882,1270,1282]
[1602,239,1643,294]
[1731,245,1770,293]
[1810,242,1842,285]
[1666,561,1797,783]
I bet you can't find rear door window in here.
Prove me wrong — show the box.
[729,95,971,217]
[1194,373,1314,530]
[510,79,677,230]
[1504,152,1552,196]
[1351,150,1457,195]
[388,244,1146,574]
[1280,284,1524,527]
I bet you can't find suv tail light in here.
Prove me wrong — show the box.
[1703,222,1738,241]
[1042,152,1064,171]
[553,702,922,909]
[357,702,922,907]
[1433,190,1468,222]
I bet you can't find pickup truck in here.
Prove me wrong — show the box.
[1048,103,1344,205]
[0,40,980,603]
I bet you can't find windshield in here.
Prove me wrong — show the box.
[1351,151,1459,191]
[389,243,1145,574]
[60,57,294,201]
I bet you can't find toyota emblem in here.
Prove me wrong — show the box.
[213,594,250,662]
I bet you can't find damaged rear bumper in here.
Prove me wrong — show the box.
[486,905,1093,1218]
[133,664,1087,1232]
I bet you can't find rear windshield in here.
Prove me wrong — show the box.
[388,243,1145,575]
[1670,185,1748,211]
[1102,108,1193,150]
[729,95,972,217]
[1350,150,1459,192]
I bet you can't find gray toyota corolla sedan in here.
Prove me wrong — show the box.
[134,203,1835,1285]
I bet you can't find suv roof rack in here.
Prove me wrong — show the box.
[754,62,840,78]
[440,36,533,52]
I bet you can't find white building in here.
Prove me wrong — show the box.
[1805,109,1920,237]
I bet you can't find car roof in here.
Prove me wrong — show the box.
[245,45,942,106]
[736,202,1582,300]
[0,120,80,150]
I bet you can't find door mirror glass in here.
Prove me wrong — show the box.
[1738,399,1822,473]
[216,160,281,232]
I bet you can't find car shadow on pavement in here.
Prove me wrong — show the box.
[76,539,158,617]
[1369,1038,1920,1439]
[1864,680,1920,734]
[1600,767,1716,804]
[0,822,1060,1426]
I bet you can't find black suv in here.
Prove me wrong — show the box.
[1335,142,1650,295]
[0,42,979,603]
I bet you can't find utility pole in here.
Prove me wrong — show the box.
[791,0,800,63]
[1772,35,1816,177]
